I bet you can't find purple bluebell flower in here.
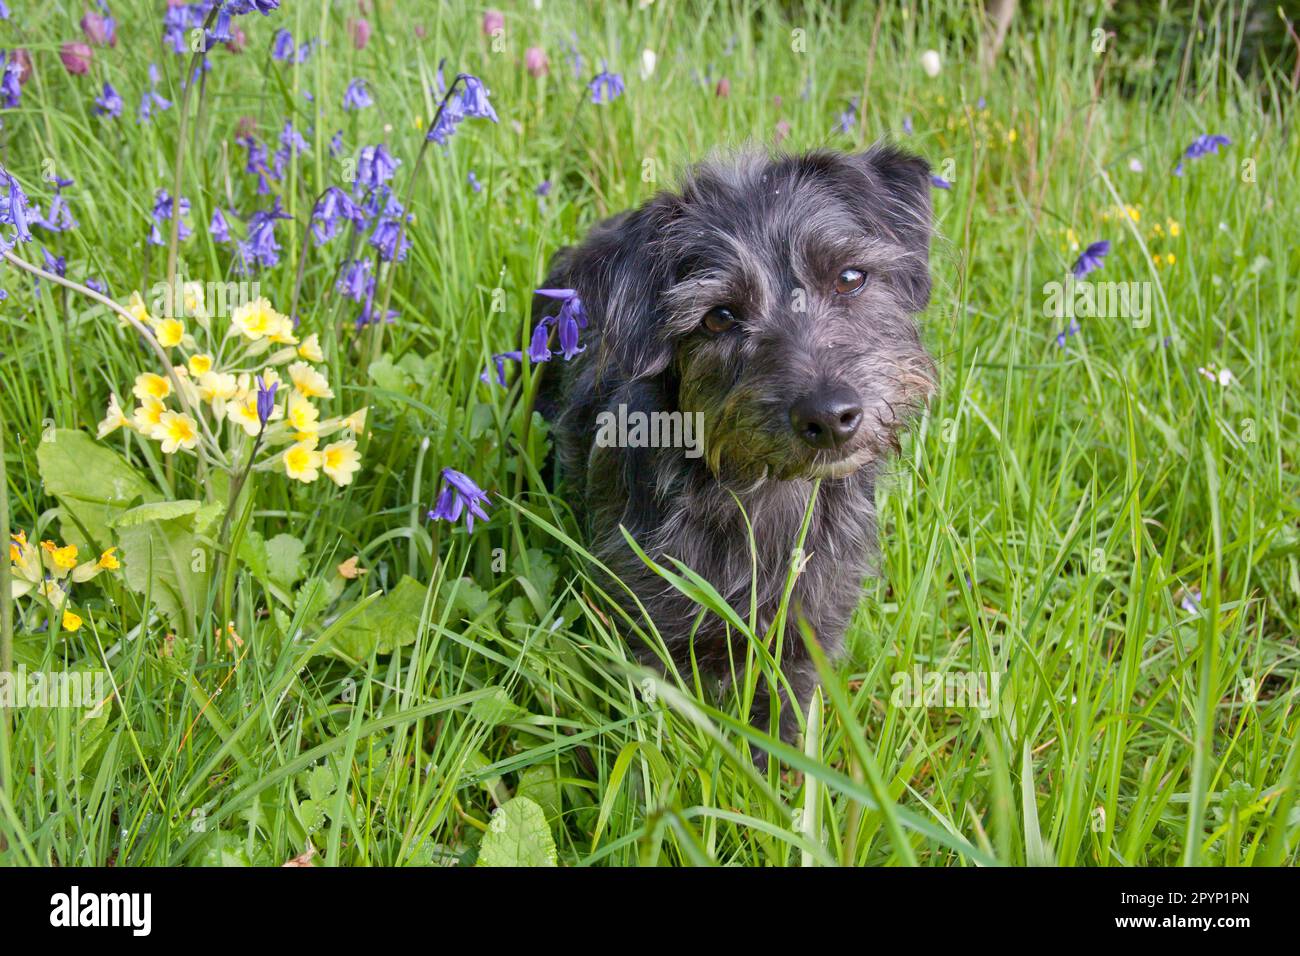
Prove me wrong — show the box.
[930,174,952,190]
[0,3,10,20]
[480,350,522,387]
[32,177,77,233]
[458,75,499,122]
[210,207,232,243]
[834,97,858,134]
[337,258,374,302]
[564,35,583,79]
[354,297,397,330]
[270,121,309,180]
[1054,317,1080,349]
[535,288,588,360]
[93,81,123,118]
[588,64,625,105]
[428,468,490,532]
[329,130,344,158]
[311,186,365,243]
[355,144,399,193]
[148,189,190,246]
[86,276,106,294]
[237,133,272,194]
[0,51,22,108]
[138,64,172,124]
[536,180,552,197]
[271,28,295,62]
[902,115,913,135]
[368,218,409,262]
[255,376,278,428]
[1071,240,1110,279]
[1172,134,1231,176]
[528,321,552,363]
[343,78,372,111]
[41,247,66,277]
[0,168,33,250]
[467,171,482,193]
[236,197,291,271]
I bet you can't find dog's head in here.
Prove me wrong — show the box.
[570,145,937,483]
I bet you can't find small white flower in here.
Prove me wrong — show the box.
[640,48,657,79]
[1197,363,1234,387]
[920,49,942,78]
[1128,157,1144,172]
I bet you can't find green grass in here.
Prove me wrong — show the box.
[1,0,1297,866]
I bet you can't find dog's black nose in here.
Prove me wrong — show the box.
[790,388,863,449]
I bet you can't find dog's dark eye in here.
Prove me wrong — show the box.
[835,268,868,296]
[703,306,738,334]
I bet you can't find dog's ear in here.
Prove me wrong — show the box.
[848,143,934,312]
[534,194,682,385]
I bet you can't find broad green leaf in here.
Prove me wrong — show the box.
[328,575,430,659]
[37,429,160,550]
[111,499,201,528]
[477,797,557,867]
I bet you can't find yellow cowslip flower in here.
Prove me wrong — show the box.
[62,609,83,632]
[133,372,172,402]
[42,540,79,572]
[230,297,283,341]
[1167,219,1180,237]
[156,410,200,453]
[1007,127,1017,144]
[98,547,120,570]
[126,290,153,328]
[283,440,322,482]
[133,395,167,436]
[297,333,324,362]
[288,361,334,399]
[9,529,26,564]
[72,546,119,583]
[286,392,320,440]
[156,317,185,348]
[198,370,238,404]
[189,353,214,377]
[1125,204,1140,222]
[97,392,132,439]
[322,439,361,487]
[1165,253,1175,266]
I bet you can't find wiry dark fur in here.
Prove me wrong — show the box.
[533,145,936,745]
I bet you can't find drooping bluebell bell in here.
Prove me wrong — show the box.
[354,295,397,330]
[337,258,374,302]
[1071,240,1110,279]
[536,180,552,197]
[329,130,344,158]
[237,133,272,194]
[467,171,482,193]
[354,143,399,194]
[210,207,232,243]
[480,350,522,387]
[0,3,10,19]
[902,115,913,135]
[528,321,552,363]
[138,64,172,124]
[564,34,583,79]
[93,81,123,118]
[588,63,625,105]
[368,218,409,262]
[310,186,365,244]
[426,73,498,145]
[1055,317,1080,349]
[270,28,310,63]
[0,51,22,108]
[236,197,291,271]
[255,375,278,429]
[86,277,106,294]
[41,247,66,277]
[834,97,858,134]
[930,174,952,190]
[535,287,588,360]
[0,167,33,250]
[1172,134,1231,176]
[33,177,77,233]
[428,468,490,533]
[148,189,191,246]
[271,121,309,180]
[343,78,372,110]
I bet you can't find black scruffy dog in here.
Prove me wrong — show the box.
[534,145,936,747]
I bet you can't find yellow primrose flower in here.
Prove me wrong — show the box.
[183,281,205,315]
[132,372,172,402]
[62,609,83,632]
[189,353,214,376]
[133,396,167,436]
[297,333,324,362]
[267,312,299,345]
[283,440,323,482]
[126,290,153,328]
[287,393,320,440]
[342,407,369,435]
[198,370,239,404]
[156,410,200,453]
[97,393,132,439]
[288,361,334,399]
[322,439,361,487]
[156,317,185,348]
[231,297,283,341]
